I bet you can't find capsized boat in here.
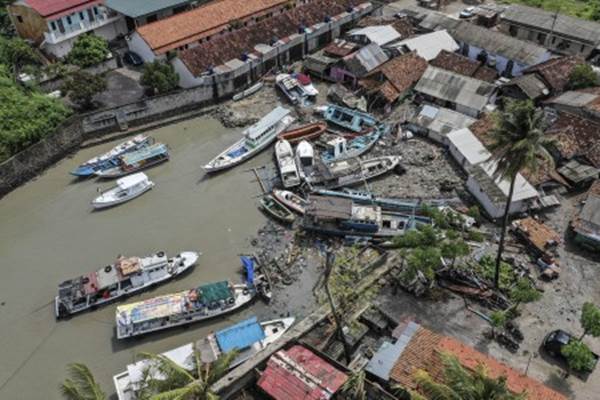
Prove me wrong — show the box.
[260,194,295,224]
[71,135,153,177]
[55,251,199,319]
[204,106,295,172]
[91,173,154,209]
[95,143,169,179]
[278,122,327,144]
[275,139,300,188]
[320,124,387,164]
[307,155,401,189]
[273,189,309,214]
[113,316,294,400]
[322,104,377,133]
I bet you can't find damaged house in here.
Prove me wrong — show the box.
[430,50,498,82]
[407,105,476,144]
[330,42,389,86]
[347,25,402,47]
[303,39,359,81]
[385,30,459,61]
[571,181,600,251]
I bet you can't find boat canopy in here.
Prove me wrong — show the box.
[121,143,167,166]
[197,281,232,304]
[116,173,148,190]
[241,256,255,285]
[245,106,291,140]
[216,316,265,353]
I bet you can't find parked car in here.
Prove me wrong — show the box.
[542,330,599,372]
[459,6,475,18]
[123,51,144,66]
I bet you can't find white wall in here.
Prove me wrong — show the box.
[466,175,529,219]
[460,42,551,77]
[172,57,208,88]
[127,31,159,62]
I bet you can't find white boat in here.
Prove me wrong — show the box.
[273,189,309,214]
[275,139,300,188]
[232,81,264,101]
[307,156,401,189]
[91,173,154,209]
[204,106,295,172]
[113,316,294,400]
[295,140,315,181]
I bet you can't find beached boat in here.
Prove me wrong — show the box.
[273,189,308,214]
[91,173,154,209]
[296,73,318,97]
[113,316,294,400]
[55,251,199,319]
[308,155,401,189]
[71,135,153,177]
[320,124,387,164]
[275,139,300,188]
[232,81,263,101]
[95,143,169,179]
[276,73,317,105]
[204,106,295,172]
[315,189,452,213]
[260,194,295,224]
[323,104,377,133]
[278,122,327,144]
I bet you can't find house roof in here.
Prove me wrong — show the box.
[257,345,348,400]
[572,196,600,241]
[557,159,600,184]
[468,161,539,204]
[411,105,476,136]
[388,30,459,61]
[501,4,600,45]
[430,50,497,82]
[506,74,549,99]
[104,0,190,18]
[356,15,414,38]
[447,128,490,165]
[546,112,600,168]
[136,0,288,54]
[418,10,460,31]
[23,0,101,19]
[523,56,584,93]
[512,217,561,254]
[348,25,402,46]
[343,43,389,77]
[384,322,567,400]
[414,66,496,112]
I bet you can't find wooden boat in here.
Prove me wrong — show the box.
[55,251,199,319]
[278,122,327,144]
[275,139,300,188]
[113,316,294,400]
[260,194,295,224]
[273,189,309,214]
[95,143,169,179]
[232,81,263,101]
[204,107,295,172]
[71,135,153,177]
[91,173,154,209]
[307,156,401,189]
[323,104,377,133]
[320,124,387,164]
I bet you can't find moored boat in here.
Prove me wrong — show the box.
[204,106,295,172]
[95,143,169,179]
[260,194,295,224]
[278,122,327,144]
[320,124,387,164]
[323,104,377,133]
[71,135,152,177]
[113,316,294,400]
[273,189,309,214]
[275,139,300,188]
[91,173,154,209]
[55,251,199,319]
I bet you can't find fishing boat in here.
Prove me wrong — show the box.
[322,104,377,133]
[71,135,153,177]
[95,143,169,179]
[307,156,401,189]
[275,139,300,188]
[91,173,154,209]
[260,194,295,224]
[232,81,263,101]
[115,262,265,339]
[275,74,317,105]
[273,189,309,214]
[204,106,295,172]
[320,124,387,164]
[113,316,294,400]
[278,122,327,144]
[55,251,199,319]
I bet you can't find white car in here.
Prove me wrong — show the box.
[459,6,476,18]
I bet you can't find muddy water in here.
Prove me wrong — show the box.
[0,117,273,399]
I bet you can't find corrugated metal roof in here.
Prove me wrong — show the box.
[366,321,420,380]
[216,317,265,352]
[389,30,459,61]
[506,74,549,99]
[413,105,475,135]
[105,0,189,18]
[447,128,490,165]
[245,106,291,140]
[344,43,389,76]
[548,91,599,108]
[347,25,401,46]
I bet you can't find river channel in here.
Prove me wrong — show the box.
[0,116,272,399]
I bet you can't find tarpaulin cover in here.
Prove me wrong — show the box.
[197,281,231,303]
[241,256,254,284]
[216,316,265,353]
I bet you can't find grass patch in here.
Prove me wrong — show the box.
[501,0,599,21]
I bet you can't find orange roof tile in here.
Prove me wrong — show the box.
[137,0,288,54]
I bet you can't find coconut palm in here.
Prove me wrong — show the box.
[137,346,239,400]
[341,370,367,400]
[487,100,554,288]
[60,363,106,400]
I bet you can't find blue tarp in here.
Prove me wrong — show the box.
[241,256,254,284]
[216,317,265,353]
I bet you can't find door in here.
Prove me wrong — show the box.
[87,9,95,22]
[57,18,65,34]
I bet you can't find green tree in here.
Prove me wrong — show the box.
[488,100,554,288]
[561,340,595,373]
[140,61,179,94]
[490,310,507,338]
[567,64,599,90]
[62,71,106,110]
[137,347,238,400]
[0,36,39,75]
[580,302,600,340]
[60,363,106,400]
[403,246,441,282]
[509,278,541,311]
[67,34,109,67]
[341,370,367,400]
[441,234,470,267]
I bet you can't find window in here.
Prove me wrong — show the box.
[50,21,56,30]
[16,15,23,23]
[66,16,72,25]
[537,32,546,45]
[79,12,84,20]
[508,24,517,37]
[93,6,98,15]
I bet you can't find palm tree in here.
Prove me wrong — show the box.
[413,353,526,400]
[341,370,367,400]
[487,100,553,288]
[60,363,106,400]
[137,346,239,400]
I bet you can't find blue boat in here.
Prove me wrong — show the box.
[321,124,388,164]
[70,135,152,177]
[323,104,377,132]
[95,143,169,179]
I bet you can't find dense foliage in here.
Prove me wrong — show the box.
[561,340,595,372]
[567,64,599,90]
[67,34,109,68]
[62,71,106,110]
[0,36,39,74]
[0,0,14,37]
[506,0,600,21]
[140,61,180,94]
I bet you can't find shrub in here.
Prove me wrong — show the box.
[67,34,109,68]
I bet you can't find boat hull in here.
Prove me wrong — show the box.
[95,155,169,179]
[278,122,327,144]
[272,190,307,214]
[91,182,154,209]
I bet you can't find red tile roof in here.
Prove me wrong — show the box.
[137,0,288,54]
[524,56,585,93]
[257,345,348,400]
[24,0,101,19]
[546,112,600,167]
[430,50,497,83]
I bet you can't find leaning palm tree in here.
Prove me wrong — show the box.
[60,363,106,400]
[137,346,239,400]
[487,100,553,288]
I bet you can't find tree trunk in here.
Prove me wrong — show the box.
[494,174,517,288]
[324,251,353,365]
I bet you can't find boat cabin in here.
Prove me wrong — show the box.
[326,137,348,159]
[244,106,292,148]
[119,143,169,169]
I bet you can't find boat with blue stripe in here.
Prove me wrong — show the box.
[321,123,389,164]
[322,104,377,133]
[95,143,169,179]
